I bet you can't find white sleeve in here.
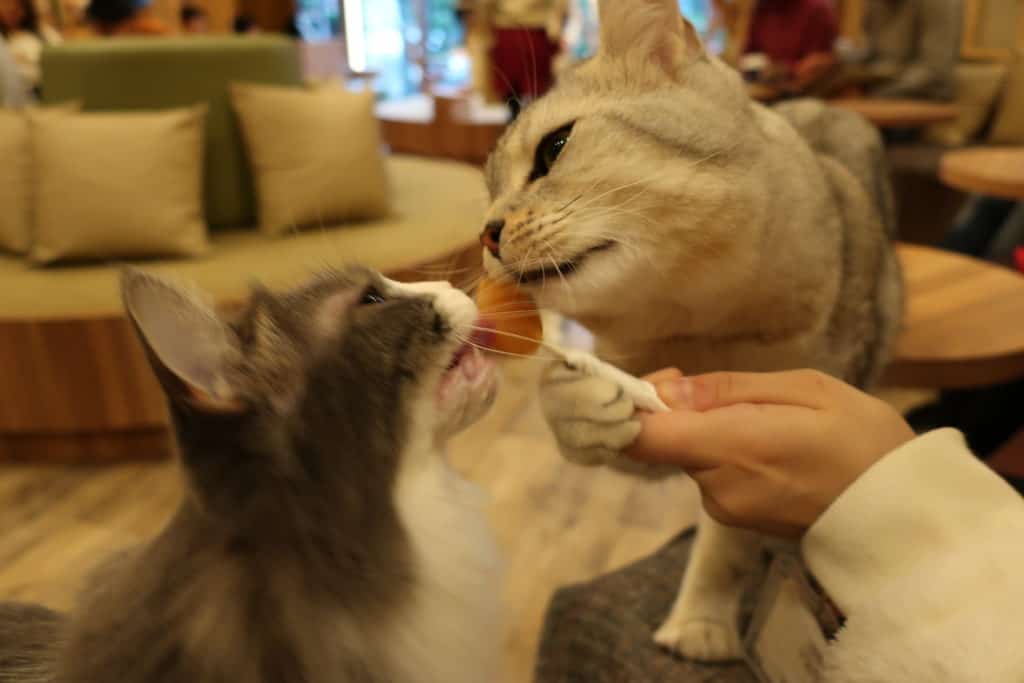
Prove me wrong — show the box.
[801,428,1024,682]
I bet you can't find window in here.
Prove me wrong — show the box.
[344,0,466,101]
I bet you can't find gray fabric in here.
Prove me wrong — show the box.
[535,530,758,683]
[0,37,26,108]
[862,0,961,101]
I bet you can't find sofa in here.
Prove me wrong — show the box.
[0,37,488,463]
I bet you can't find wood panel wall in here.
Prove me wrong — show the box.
[962,0,1024,60]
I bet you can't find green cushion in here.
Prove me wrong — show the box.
[40,36,302,230]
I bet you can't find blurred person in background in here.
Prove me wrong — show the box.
[180,4,207,34]
[843,0,960,100]
[474,0,565,116]
[743,0,838,89]
[72,0,168,36]
[232,13,257,34]
[0,0,61,97]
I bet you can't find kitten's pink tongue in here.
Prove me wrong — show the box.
[470,322,497,351]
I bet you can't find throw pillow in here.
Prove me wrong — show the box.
[0,103,77,254]
[30,106,210,265]
[230,82,389,237]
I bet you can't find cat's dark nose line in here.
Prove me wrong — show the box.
[480,219,505,259]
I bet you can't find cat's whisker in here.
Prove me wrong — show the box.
[490,63,522,114]
[570,169,670,213]
[548,253,576,307]
[557,193,585,213]
[450,334,550,363]
[458,325,569,361]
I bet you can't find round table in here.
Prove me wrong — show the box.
[828,98,959,128]
[939,147,1024,200]
[886,243,1024,388]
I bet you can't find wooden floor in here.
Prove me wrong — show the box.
[0,342,932,682]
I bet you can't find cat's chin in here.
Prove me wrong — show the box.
[435,346,499,437]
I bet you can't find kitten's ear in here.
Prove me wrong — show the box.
[121,269,244,415]
[597,0,704,81]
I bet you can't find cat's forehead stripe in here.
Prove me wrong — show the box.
[599,110,723,160]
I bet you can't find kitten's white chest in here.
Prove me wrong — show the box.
[388,453,504,683]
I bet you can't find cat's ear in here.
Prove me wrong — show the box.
[121,269,244,415]
[597,0,704,81]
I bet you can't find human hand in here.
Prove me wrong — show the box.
[628,369,915,537]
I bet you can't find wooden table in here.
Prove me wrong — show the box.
[886,243,1024,388]
[939,147,1024,200]
[829,98,959,128]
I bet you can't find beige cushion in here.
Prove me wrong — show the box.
[989,55,1024,144]
[30,106,209,265]
[0,104,77,255]
[924,63,1008,147]
[231,82,390,237]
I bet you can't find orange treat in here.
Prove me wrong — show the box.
[474,278,544,356]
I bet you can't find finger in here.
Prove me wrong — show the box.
[626,403,810,468]
[685,370,835,412]
[625,408,734,469]
[643,367,684,385]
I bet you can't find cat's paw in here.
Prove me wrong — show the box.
[654,617,744,663]
[539,360,641,467]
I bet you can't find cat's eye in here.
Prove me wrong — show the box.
[359,286,386,306]
[529,122,575,182]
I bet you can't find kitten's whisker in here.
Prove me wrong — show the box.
[451,335,550,363]
[460,326,562,359]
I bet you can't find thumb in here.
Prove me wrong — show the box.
[626,408,722,469]
[652,376,695,410]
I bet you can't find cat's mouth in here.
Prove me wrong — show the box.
[516,241,616,285]
[437,329,499,431]
[446,327,495,371]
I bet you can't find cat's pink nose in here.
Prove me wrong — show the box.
[480,219,505,259]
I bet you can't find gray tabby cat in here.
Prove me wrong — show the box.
[0,266,503,683]
[481,0,902,663]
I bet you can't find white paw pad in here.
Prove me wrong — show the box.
[654,618,744,663]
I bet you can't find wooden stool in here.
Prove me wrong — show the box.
[885,243,1024,389]
[940,147,1024,201]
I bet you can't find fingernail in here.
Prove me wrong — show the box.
[660,377,693,409]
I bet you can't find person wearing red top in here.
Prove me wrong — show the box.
[745,0,838,87]
[746,0,838,65]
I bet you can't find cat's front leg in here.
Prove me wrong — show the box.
[655,511,761,662]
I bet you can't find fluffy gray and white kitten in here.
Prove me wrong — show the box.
[481,0,902,664]
[0,266,503,683]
